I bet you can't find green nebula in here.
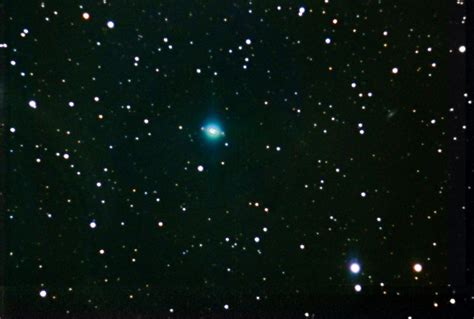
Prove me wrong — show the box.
[202,123,224,140]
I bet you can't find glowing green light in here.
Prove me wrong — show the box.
[202,123,224,140]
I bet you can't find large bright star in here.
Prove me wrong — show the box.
[202,123,224,140]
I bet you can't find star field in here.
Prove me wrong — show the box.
[3,0,469,318]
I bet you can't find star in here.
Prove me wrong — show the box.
[350,262,361,274]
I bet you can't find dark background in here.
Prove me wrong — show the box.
[1,0,471,318]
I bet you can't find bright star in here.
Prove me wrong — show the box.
[350,262,361,274]
[413,263,422,273]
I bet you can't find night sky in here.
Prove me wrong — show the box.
[3,0,469,318]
